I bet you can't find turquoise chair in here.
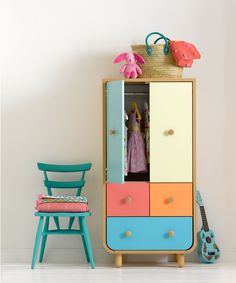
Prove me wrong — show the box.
[31,162,95,269]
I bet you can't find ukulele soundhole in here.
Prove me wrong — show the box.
[206,236,212,243]
[208,252,215,256]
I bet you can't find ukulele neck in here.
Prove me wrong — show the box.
[200,206,209,232]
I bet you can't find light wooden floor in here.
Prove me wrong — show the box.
[1,263,236,283]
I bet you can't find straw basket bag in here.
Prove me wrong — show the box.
[132,32,183,78]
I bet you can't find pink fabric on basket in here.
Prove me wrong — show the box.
[169,40,201,68]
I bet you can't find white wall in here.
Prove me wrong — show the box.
[1,0,236,263]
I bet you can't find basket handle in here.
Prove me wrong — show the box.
[153,36,170,45]
[145,32,170,56]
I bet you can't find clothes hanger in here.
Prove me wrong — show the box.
[144,101,149,111]
[131,101,142,120]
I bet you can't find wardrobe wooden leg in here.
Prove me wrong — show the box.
[115,254,122,268]
[176,254,185,268]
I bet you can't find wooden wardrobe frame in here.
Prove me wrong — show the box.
[102,78,196,267]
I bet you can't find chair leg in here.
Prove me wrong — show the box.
[78,217,89,263]
[68,217,75,230]
[53,216,60,230]
[80,217,95,269]
[39,216,50,263]
[31,216,44,269]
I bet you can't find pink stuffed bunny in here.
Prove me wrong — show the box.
[113,52,145,78]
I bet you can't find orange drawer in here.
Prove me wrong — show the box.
[107,182,149,216]
[150,183,192,216]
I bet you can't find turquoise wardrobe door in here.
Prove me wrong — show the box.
[106,80,124,184]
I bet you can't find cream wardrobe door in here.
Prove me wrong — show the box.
[150,82,193,182]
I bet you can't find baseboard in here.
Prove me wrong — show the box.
[1,248,113,264]
[1,248,236,264]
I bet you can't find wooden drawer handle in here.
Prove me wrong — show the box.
[109,128,116,135]
[168,129,175,135]
[124,196,132,204]
[167,196,174,204]
[168,230,175,238]
[124,230,132,237]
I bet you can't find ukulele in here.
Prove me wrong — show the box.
[196,190,220,263]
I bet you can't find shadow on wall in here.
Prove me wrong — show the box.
[2,51,121,260]
[32,52,119,248]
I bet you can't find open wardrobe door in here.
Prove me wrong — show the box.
[106,80,125,184]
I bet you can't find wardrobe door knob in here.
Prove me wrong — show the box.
[124,230,132,237]
[124,196,132,204]
[168,230,175,238]
[168,129,175,135]
[167,196,174,204]
[109,128,116,135]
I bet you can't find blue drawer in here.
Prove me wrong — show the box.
[107,217,193,251]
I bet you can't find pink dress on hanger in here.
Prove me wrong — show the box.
[127,109,147,173]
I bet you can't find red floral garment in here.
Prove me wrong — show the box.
[169,41,201,67]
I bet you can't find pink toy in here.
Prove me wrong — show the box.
[113,52,145,78]
[169,41,201,67]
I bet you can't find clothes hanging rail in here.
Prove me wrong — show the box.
[125,92,149,96]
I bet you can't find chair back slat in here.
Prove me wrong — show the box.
[38,163,91,172]
[38,162,91,196]
[44,180,85,189]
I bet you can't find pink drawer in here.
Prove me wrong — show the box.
[107,182,149,216]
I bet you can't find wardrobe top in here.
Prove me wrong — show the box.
[102,78,196,84]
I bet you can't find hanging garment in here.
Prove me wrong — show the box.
[143,101,150,163]
[127,107,147,173]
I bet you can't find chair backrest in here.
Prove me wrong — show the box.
[37,162,92,196]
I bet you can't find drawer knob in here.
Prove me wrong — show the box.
[168,129,175,135]
[124,230,132,237]
[168,230,175,238]
[109,128,116,135]
[167,196,174,203]
[124,196,132,204]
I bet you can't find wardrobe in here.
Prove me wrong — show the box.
[103,78,196,267]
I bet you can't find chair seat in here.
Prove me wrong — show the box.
[35,211,91,217]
